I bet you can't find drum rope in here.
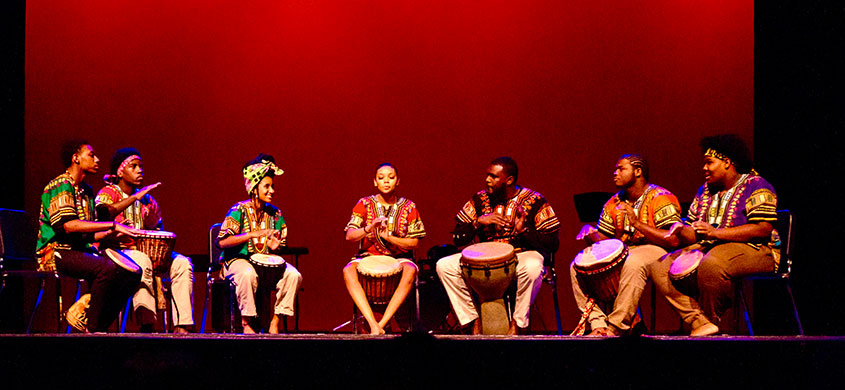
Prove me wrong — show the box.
[570,297,597,336]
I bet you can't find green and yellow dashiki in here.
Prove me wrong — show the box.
[218,200,287,267]
[35,172,97,271]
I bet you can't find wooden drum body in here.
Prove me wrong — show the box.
[669,249,704,297]
[460,242,517,335]
[357,255,403,306]
[135,230,176,274]
[573,239,629,302]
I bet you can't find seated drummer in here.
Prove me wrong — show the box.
[436,157,560,335]
[570,154,695,336]
[657,134,779,336]
[217,153,303,334]
[94,147,194,333]
[35,140,141,332]
[342,163,426,335]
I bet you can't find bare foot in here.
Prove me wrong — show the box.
[269,314,284,334]
[472,319,482,335]
[367,320,385,335]
[507,319,527,336]
[587,326,617,337]
[242,319,256,334]
[173,325,190,334]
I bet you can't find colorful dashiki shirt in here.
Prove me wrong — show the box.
[596,184,682,246]
[454,186,560,254]
[344,195,426,257]
[687,174,780,259]
[95,184,163,231]
[35,172,97,271]
[218,200,287,266]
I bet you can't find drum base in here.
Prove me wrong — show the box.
[480,299,510,335]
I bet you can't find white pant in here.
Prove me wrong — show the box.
[223,258,302,317]
[436,250,544,328]
[124,249,195,326]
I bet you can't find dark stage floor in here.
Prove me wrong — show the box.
[1,333,843,388]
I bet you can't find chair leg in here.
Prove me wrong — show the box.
[228,281,236,333]
[737,281,754,336]
[55,275,63,333]
[27,278,47,334]
[785,281,804,335]
[550,279,563,336]
[200,278,212,333]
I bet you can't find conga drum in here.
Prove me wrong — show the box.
[134,230,177,274]
[573,239,629,302]
[357,255,403,306]
[66,249,142,332]
[460,242,517,335]
[669,249,704,297]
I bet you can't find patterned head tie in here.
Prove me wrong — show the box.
[704,148,758,175]
[104,148,142,185]
[243,160,284,194]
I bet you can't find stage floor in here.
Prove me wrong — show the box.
[2,333,843,388]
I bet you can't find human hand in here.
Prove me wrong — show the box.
[576,224,598,240]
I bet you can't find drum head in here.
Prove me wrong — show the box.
[669,250,704,278]
[574,239,625,268]
[103,248,142,274]
[139,230,177,239]
[250,253,286,267]
[460,242,515,266]
[357,255,400,277]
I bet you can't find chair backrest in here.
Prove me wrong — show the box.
[208,223,223,273]
[774,209,794,275]
[0,208,38,265]
[572,192,614,224]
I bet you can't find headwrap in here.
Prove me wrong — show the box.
[704,148,758,175]
[243,160,284,194]
[104,147,142,185]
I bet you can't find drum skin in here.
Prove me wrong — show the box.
[357,255,402,305]
[669,250,704,297]
[573,239,628,302]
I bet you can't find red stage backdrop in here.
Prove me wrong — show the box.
[25,1,753,331]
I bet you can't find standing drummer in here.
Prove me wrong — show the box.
[569,154,707,336]
[657,134,778,335]
[95,147,195,333]
[35,140,141,332]
[436,157,560,335]
[217,153,303,334]
[342,163,426,335]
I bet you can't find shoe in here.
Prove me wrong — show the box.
[690,322,719,336]
[66,294,91,333]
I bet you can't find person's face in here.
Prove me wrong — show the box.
[254,176,275,204]
[120,157,144,188]
[703,155,730,185]
[74,145,100,174]
[613,159,638,188]
[373,166,399,195]
[485,164,511,195]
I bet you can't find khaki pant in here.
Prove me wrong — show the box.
[223,258,303,317]
[124,249,195,326]
[436,250,544,328]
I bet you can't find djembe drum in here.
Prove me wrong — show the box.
[460,242,517,335]
[669,249,704,297]
[66,248,142,332]
[134,230,177,274]
[573,239,629,302]
[357,255,403,306]
[249,253,287,291]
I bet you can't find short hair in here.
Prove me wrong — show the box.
[619,153,649,181]
[490,156,519,181]
[700,134,753,174]
[110,147,142,176]
[60,139,89,168]
[374,162,398,178]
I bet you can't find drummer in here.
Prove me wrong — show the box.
[569,154,702,336]
[658,134,779,335]
[342,163,426,335]
[217,153,303,334]
[94,147,194,333]
[436,157,560,335]
[35,140,141,332]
